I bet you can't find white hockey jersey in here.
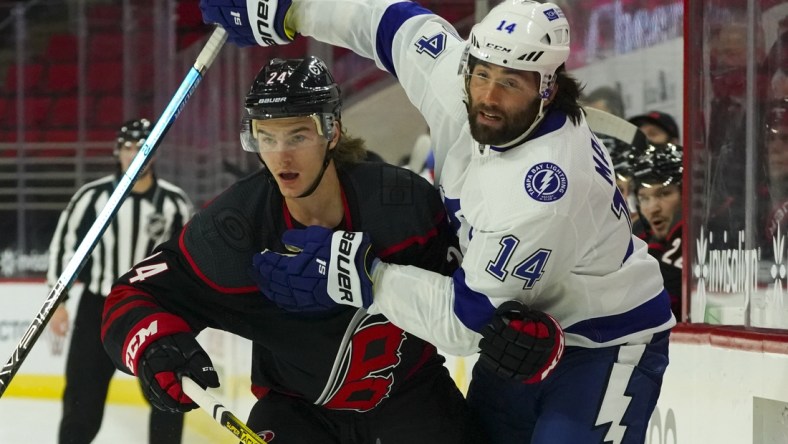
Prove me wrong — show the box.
[290,0,676,355]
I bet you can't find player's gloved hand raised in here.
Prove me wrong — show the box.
[251,226,378,312]
[135,333,220,413]
[199,0,295,47]
[478,300,565,384]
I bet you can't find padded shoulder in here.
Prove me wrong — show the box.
[181,171,282,289]
[342,163,446,258]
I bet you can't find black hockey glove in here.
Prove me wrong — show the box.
[478,300,565,384]
[136,333,220,413]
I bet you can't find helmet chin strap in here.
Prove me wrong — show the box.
[295,140,333,198]
[495,96,549,149]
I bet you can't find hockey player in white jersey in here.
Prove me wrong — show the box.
[201,1,676,443]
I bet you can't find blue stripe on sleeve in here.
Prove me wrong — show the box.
[452,268,496,332]
[377,2,433,78]
[564,289,673,344]
[622,238,634,263]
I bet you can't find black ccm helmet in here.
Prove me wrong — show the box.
[240,56,342,153]
[632,143,683,189]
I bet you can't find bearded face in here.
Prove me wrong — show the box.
[465,62,544,146]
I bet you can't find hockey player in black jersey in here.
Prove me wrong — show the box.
[100,56,483,443]
[633,143,684,319]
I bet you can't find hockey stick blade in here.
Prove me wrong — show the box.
[182,377,268,444]
[0,27,228,397]
[583,106,649,150]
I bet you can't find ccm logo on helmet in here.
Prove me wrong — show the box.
[336,232,356,303]
[486,43,512,53]
[255,0,277,46]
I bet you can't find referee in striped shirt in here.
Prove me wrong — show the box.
[47,119,194,444]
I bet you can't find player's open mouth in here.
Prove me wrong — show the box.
[279,172,299,181]
[479,111,501,121]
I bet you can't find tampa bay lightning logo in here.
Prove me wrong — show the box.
[524,162,568,202]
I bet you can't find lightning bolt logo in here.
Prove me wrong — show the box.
[536,170,555,198]
[524,162,568,203]
[594,342,647,443]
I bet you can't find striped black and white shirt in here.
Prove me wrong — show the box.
[47,174,194,296]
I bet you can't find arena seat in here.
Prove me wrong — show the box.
[44,63,79,94]
[4,63,44,94]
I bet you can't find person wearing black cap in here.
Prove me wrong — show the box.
[628,110,681,145]
[47,118,194,444]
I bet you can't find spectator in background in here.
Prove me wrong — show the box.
[582,85,625,117]
[760,98,788,250]
[705,20,765,236]
[47,119,194,444]
[632,143,684,320]
[628,110,681,145]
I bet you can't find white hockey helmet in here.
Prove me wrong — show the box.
[462,0,570,101]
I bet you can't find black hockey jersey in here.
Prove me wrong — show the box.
[638,219,683,319]
[101,162,460,412]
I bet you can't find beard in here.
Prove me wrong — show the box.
[467,96,541,146]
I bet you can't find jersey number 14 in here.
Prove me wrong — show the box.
[486,235,552,290]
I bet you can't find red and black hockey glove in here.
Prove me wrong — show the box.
[478,300,565,384]
[136,333,220,413]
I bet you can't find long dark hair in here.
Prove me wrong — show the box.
[551,64,585,126]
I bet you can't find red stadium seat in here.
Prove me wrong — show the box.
[93,95,124,128]
[87,61,123,94]
[0,96,11,127]
[46,130,79,142]
[88,33,124,62]
[4,63,44,94]
[46,34,78,63]
[133,63,154,93]
[44,63,79,94]
[51,97,80,128]
[23,97,52,128]
[87,129,118,142]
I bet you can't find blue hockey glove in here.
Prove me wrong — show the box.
[199,0,295,47]
[251,226,377,312]
[478,300,565,384]
[136,333,220,413]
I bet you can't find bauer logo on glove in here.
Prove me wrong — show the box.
[251,226,377,312]
[329,231,367,307]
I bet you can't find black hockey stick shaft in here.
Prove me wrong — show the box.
[0,27,228,397]
[181,377,268,444]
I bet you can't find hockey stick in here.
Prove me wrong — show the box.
[583,106,649,150]
[0,27,228,397]
[181,377,268,444]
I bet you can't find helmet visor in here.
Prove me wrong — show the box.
[464,71,539,96]
[240,114,327,153]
